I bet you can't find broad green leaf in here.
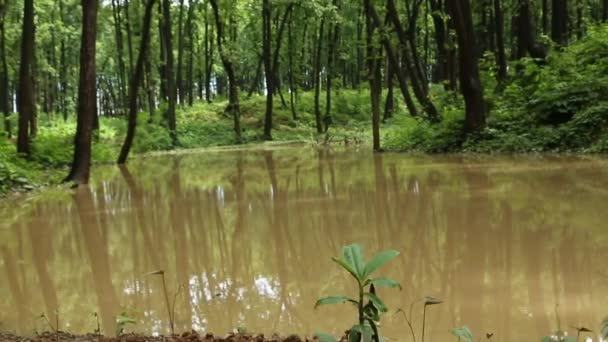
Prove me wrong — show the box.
[602,317,608,340]
[365,277,401,289]
[315,332,338,342]
[315,296,358,308]
[362,249,399,279]
[541,336,553,342]
[562,337,576,342]
[452,326,473,342]
[331,257,359,281]
[364,292,388,313]
[342,244,365,280]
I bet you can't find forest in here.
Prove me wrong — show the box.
[1,1,608,340]
[0,0,607,192]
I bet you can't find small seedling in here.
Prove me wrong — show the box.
[93,312,100,334]
[452,326,473,342]
[115,312,136,336]
[144,270,177,335]
[314,243,401,342]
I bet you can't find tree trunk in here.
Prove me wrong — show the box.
[210,0,242,143]
[516,0,547,59]
[384,58,394,122]
[313,19,325,134]
[287,16,297,120]
[161,0,178,145]
[325,6,340,132]
[118,0,156,164]
[111,0,127,116]
[17,0,36,156]
[494,0,507,83]
[176,0,185,105]
[552,0,569,45]
[64,0,99,184]
[204,2,214,103]
[365,0,382,152]
[430,0,448,84]
[262,0,273,140]
[604,0,608,22]
[542,0,549,33]
[446,0,486,133]
[0,2,10,138]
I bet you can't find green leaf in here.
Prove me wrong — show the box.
[315,332,338,342]
[332,257,359,281]
[452,326,473,342]
[342,244,365,280]
[602,317,608,340]
[562,337,576,342]
[315,296,358,308]
[362,249,399,279]
[351,324,374,342]
[365,277,401,289]
[541,336,553,342]
[364,292,388,313]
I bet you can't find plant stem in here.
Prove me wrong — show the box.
[422,304,427,342]
[160,272,174,335]
[358,283,364,325]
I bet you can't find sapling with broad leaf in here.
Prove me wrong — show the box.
[314,243,401,342]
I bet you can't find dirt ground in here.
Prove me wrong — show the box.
[0,331,324,342]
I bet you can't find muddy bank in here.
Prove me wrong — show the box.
[0,331,327,342]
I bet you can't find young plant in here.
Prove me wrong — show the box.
[315,244,401,342]
[115,312,136,336]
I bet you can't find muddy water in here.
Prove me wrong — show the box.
[1,146,607,340]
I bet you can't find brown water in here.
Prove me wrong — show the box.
[1,146,607,340]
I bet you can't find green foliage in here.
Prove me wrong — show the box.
[385,24,608,154]
[601,317,608,340]
[115,312,137,336]
[316,244,400,342]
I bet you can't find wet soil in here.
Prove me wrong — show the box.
[0,332,319,342]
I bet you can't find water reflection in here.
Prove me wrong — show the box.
[1,148,607,340]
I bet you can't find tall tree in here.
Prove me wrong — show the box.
[176,0,185,105]
[160,0,178,145]
[365,0,381,151]
[209,0,241,143]
[552,0,569,45]
[118,0,156,164]
[64,0,99,184]
[494,0,507,83]
[262,0,273,140]
[17,0,36,155]
[313,18,325,134]
[446,0,486,133]
[0,0,10,137]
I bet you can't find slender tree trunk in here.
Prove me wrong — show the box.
[494,0,507,83]
[185,0,197,106]
[368,2,419,117]
[552,0,569,45]
[0,3,10,138]
[65,0,99,184]
[111,0,127,115]
[118,0,156,164]
[204,2,213,103]
[542,0,549,33]
[325,2,340,132]
[365,0,382,152]
[161,0,178,145]
[124,0,134,74]
[210,0,242,143]
[313,19,325,134]
[287,16,297,120]
[176,0,185,105]
[386,0,440,121]
[247,56,263,98]
[262,0,273,140]
[446,0,486,133]
[17,0,36,156]
[516,0,547,59]
[430,0,448,84]
[604,0,608,21]
[384,58,394,122]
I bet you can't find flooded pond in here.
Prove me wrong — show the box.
[1,146,607,340]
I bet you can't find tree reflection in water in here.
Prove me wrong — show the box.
[1,148,607,341]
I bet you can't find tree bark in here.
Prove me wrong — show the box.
[0,1,10,138]
[325,4,340,132]
[365,0,382,152]
[160,0,178,145]
[118,0,156,164]
[446,0,486,133]
[262,0,273,140]
[210,0,242,143]
[494,0,507,83]
[551,0,569,45]
[176,0,185,105]
[516,0,547,59]
[17,0,36,156]
[65,0,99,184]
[313,19,325,134]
